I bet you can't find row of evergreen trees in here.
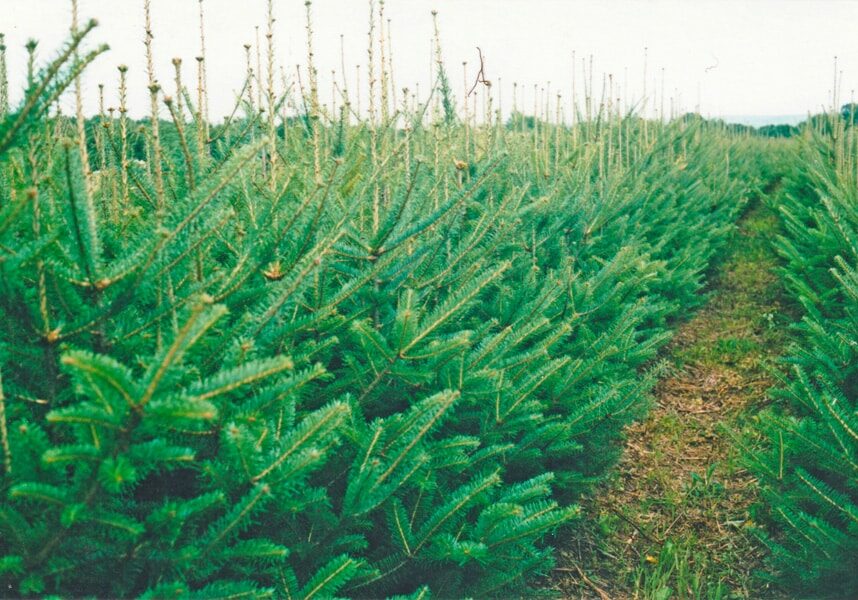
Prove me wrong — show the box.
[0,24,757,597]
[748,124,858,596]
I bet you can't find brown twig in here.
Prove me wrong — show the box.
[574,564,612,600]
[466,47,490,97]
[606,505,661,544]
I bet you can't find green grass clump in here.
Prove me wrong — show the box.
[634,539,729,600]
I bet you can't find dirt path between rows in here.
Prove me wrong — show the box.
[549,200,788,599]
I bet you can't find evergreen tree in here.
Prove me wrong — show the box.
[747,128,858,596]
[0,25,750,597]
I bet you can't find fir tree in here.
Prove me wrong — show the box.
[747,128,858,597]
[0,21,750,598]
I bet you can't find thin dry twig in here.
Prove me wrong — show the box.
[466,47,490,97]
[574,564,612,600]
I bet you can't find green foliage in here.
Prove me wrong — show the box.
[747,132,858,596]
[756,124,799,139]
[0,25,751,598]
[634,539,728,600]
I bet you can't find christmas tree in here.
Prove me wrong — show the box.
[0,10,752,597]
[747,118,858,597]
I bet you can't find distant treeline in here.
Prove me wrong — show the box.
[695,103,858,138]
[506,108,848,140]
[69,102,856,171]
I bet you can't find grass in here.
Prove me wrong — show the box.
[549,199,789,599]
[633,539,729,600]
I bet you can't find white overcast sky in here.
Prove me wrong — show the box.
[4,0,858,123]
